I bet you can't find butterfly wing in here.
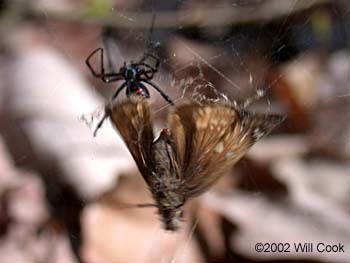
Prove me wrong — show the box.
[168,101,284,198]
[110,96,154,183]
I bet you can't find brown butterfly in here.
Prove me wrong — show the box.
[110,96,284,230]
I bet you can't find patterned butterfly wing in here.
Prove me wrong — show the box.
[110,96,154,183]
[168,101,284,198]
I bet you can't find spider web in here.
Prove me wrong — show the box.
[3,0,349,262]
[74,1,350,261]
[75,1,350,261]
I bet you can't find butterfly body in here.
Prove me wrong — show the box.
[111,96,284,230]
[150,129,184,230]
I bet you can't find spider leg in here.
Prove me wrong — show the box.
[93,106,111,137]
[143,53,160,69]
[93,82,127,136]
[138,68,155,80]
[138,54,160,73]
[86,48,102,77]
[141,79,174,105]
[86,47,123,83]
[101,73,124,83]
[111,82,127,101]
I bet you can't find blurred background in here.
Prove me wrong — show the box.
[0,0,349,262]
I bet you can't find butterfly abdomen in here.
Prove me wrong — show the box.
[150,129,185,230]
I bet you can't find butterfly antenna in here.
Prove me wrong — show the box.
[118,203,156,209]
[134,203,157,208]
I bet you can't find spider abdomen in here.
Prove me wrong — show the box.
[126,82,150,98]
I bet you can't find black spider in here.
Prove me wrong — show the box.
[86,47,174,136]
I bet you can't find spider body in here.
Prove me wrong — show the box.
[127,82,150,98]
[85,47,173,136]
[120,63,151,98]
